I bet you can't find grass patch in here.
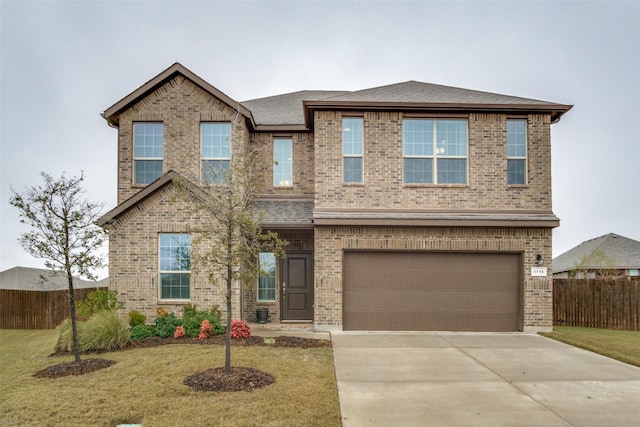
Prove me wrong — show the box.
[0,329,341,426]
[540,326,640,367]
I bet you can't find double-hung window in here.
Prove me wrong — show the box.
[343,118,363,183]
[273,138,292,187]
[159,234,191,300]
[507,119,527,185]
[257,252,276,301]
[201,123,231,184]
[403,119,467,184]
[133,123,164,184]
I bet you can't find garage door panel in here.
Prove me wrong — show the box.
[343,252,521,331]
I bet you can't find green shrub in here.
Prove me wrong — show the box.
[79,310,130,352]
[181,304,198,318]
[128,310,147,327]
[154,313,181,338]
[130,324,156,340]
[181,310,225,337]
[76,289,123,318]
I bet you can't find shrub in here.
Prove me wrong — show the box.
[130,324,155,340]
[156,307,169,317]
[79,310,130,352]
[174,325,186,339]
[198,320,213,340]
[54,319,85,353]
[154,313,180,338]
[182,304,198,318]
[182,310,225,337]
[77,289,123,318]
[128,310,146,327]
[231,319,251,339]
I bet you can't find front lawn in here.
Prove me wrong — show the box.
[0,329,341,426]
[540,326,640,367]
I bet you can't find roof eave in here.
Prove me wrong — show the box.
[303,101,573,128]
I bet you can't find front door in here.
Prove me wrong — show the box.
[281,253,313,320]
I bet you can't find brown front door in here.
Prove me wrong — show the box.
[281,253,313,320]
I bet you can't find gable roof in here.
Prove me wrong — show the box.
[552,233,640,273]
[102,63,255,128]
[0,267,106,291]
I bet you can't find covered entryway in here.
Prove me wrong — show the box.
[343,251,522,331]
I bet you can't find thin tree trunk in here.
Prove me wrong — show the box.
[225,264,232,373]
[67,269,81,363]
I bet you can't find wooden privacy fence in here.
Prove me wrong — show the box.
[553,279,640,331]
[0,287,106,329]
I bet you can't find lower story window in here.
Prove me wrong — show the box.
[258,253,276,301]
[159,233,191,300]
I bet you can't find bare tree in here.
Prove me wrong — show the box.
[10,172,106,362]
[174,151,286,373]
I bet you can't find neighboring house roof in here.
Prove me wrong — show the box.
[0,267,106,291]
[102,62,572,131]
[96,170,314,230]
[552,233,640,273]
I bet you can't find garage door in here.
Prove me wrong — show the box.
[343,252,521,331]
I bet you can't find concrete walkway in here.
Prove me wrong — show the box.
[332,332,640,427]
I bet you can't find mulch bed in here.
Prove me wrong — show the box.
[39,334,330,391]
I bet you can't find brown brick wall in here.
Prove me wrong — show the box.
[313,111,553,211]
[314,225,553,330]
[107,184,242,322]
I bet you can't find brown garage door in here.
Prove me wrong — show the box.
[343,252,521,331]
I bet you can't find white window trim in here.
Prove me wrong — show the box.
[343,117,364,184]
[273,138,293,187]
[507,119,528,185]
[133,122,164,185]
[403,119,468,184]
[158,233,191,301]
[257,252,277,302]
[201,122,232,183]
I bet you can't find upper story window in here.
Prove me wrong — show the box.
[343,118,363,183]
[273,138,292,187]
[201,123,231,184]
[507,119,527,185]
[159,233,191,300]
[133,123,164,185]
[403,119,467,184]
[258,252,276,301]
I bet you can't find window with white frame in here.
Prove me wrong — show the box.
[159,234,191,300]
[343,117,363,183]
[507,119,527,185]
[201,123,231,184]
[134,123,164,184]
[273,138,292,187]
[258,253,276,301]
[403,119,467,184]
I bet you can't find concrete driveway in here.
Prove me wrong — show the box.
[332,332,640,426]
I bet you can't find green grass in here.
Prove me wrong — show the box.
[0,329,341,426]
[540,326,640,367]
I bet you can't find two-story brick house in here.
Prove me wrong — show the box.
[98,63,571,332]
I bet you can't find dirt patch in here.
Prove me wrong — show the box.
[34,358,116,379]
[184,366,275,392]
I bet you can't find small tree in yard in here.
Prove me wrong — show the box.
[175,151,286,374]
[10,172,106,363]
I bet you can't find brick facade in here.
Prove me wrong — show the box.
[101,64,567,331]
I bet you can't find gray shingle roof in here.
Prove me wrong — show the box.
[319,80,560,105]
[552,233,640,273]
[0,267,107,291]
[242,90,347,125]
[254,198,314,226]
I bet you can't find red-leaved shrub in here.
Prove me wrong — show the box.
[198,319,213,340]
[231,319,251,338]
[173,325,185,339]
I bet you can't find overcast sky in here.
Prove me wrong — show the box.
[1,0,639,279]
